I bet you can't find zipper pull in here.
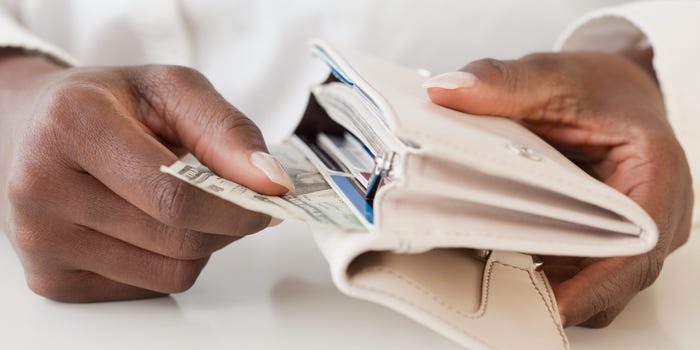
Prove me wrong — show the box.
[365,152,396,202]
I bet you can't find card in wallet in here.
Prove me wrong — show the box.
[163,39,658,350]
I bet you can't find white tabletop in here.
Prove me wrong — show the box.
[1,221,698,350]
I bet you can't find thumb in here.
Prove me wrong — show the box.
[423,55,576,123]
[127,65,295,195]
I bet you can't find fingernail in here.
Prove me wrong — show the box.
[250,152,296,193]
[422,71,477,90]
[268,217,283,227]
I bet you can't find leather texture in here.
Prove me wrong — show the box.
[347,250,567,349]
[299,40,659,349]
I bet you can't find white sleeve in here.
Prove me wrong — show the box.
[0,3,77,65]
[555,1,700,221]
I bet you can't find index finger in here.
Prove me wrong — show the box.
[124,65,294,195]
[66,92,271,236]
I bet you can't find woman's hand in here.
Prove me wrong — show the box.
[0,51,293,302]
[423,51,693,328]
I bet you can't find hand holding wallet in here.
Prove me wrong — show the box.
[164,39,659,349]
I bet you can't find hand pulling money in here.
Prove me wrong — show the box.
[160,142,366,232]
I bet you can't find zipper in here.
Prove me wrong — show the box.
[365,151,396,201]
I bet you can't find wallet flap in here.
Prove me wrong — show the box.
[315,228,568,350]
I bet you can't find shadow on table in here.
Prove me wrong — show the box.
[268,276,463,349]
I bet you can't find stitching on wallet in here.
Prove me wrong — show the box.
[392,228,640,248]
[537,271,558,321]
[356,266,487,319]
[352,261,568,349]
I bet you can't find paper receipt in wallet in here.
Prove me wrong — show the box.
[160,142,366,232]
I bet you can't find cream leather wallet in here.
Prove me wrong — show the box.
[292,39,658,350]
[164,39,659,349]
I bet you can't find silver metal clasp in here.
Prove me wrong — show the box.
[506,142,542,162]
[365,152,396,201]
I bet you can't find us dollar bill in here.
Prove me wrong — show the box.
[160,142,366,232]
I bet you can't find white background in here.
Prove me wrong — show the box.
[1,221,698,349]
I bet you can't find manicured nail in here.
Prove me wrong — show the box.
[268,217,283,227]
[422,71,477,90]
[250,152,296,193]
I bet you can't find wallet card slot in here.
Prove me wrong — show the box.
[402,154,641,236]
[311,44,387,125]
[330,175,375,224]
[289,135,375,227]
[293,79,405,227]
[298,135,375,224]
[317,132,375,189]
[379,189,647,256]
[312,81,404,159]
[297,135,345,173]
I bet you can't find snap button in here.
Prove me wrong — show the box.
[506,142,542,161]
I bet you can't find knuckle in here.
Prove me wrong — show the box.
[217,113,264,145]
[589,287,609,316]
[7,169,44,206]
[675,223,691,249]
[26,271,98,303]
[639,254,664,290]
[28,71,124,158]
[520,53,579,121]
[589,277,620,315]
[223,113,261,135]
[167,229,218,260]
[6,154,66,210]
[26,273,70,302]
[132,65,212,123]
[156,65,206,84]
[139,65,207,98]
[583,310,617,328]
[537,92,580,122]
[521,52,566,72]
[162,259,204,293]
[11,227,52,256]
[465,58,514,89]
[41,82,108,133]
[230,211,269,238]
[152,176,195,228]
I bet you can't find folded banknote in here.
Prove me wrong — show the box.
[160,142,365,232]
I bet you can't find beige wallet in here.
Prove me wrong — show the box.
[165,39,659,349]
[291,40,658,350]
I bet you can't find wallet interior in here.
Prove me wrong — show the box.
[291,75,641,239]
[288,39,657,261]
[292,75,388,228]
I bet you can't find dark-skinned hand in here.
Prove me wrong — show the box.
[423,50,693,328]
[0,51,293,302]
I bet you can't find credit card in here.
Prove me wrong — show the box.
[318,132,376,189]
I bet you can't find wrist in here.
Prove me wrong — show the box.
[0,48,66,133]
[0,49,67,231]
[0,48,66,93]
